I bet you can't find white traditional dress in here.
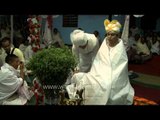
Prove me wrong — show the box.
[0,63,33,105]
[67,38,134,105]
[71,32,99,72]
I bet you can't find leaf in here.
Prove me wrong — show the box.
[27,46,77,87]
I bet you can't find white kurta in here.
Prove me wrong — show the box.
[0,63,33,105]
[72,33,99,72]
[0,48,4,67]
[24,45,34,64]
[67,38,134,105]
[24,44,45,64]
[150,41,160,55]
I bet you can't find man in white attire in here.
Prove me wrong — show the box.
[0,54,33,105]
[66,19,134,105]
[70,29,99,73]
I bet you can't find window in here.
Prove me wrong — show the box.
[63,15,78,27]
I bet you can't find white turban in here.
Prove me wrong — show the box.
[70,30,87,46]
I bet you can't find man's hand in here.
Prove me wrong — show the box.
[19,62,24,71]
[19,62,25,80]
[73,70,79,74]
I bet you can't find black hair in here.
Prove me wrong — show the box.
[5,54,18,64]
[78,28,83,30]
[1,37,11,43]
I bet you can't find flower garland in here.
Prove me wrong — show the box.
[134,96,158,105]
[31,78,45,105]
[27,15,41,52]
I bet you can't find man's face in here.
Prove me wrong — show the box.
[11,57,20,69]
[107,31,118,43]
[2,40,11,53]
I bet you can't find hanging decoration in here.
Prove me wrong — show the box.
[27,15,41,52]
[47,15,52,29]
[43,15,53,47]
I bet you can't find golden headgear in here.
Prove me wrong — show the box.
[104,19,121,33]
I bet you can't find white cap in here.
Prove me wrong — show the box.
[70,29,87,46]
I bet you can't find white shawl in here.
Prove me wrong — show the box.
[67,38,134,105]
[0,64,23,101]
[0,63,33,105]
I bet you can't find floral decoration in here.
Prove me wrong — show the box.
[134,96,158,105]
[27,15,42,52]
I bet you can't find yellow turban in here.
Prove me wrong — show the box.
[104,19,121,33]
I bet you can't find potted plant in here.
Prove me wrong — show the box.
[26,46,77,104]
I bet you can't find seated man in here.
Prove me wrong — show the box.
[66,19,134,105]
[52,28,65,48]
[0,37,25,64]
[0,54,33,105]
[136,35,152,63]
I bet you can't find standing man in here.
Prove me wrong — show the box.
[67,19,134,105]
[70,29,99,73]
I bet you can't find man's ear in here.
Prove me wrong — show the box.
[8,62,12,66]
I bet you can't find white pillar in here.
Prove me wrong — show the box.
[121,15,130,49]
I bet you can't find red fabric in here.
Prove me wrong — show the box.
[128,55,160,76]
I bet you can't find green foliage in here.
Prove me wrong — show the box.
[27,46,77,86]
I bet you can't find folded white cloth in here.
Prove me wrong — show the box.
[18,81,34,100]
[66,84,77,100]
[2,96,27,105]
